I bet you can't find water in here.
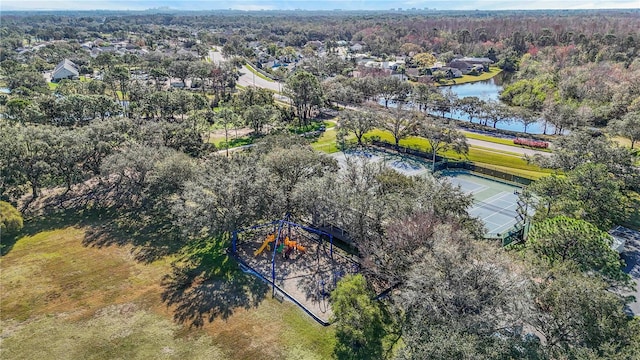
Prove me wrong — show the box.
[445,79,501,101]
[0,87,10,94]
[381,73,554,134]
[442,74,553,134]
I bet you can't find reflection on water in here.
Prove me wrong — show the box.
[442,73,552,134]
[443,78,502,101]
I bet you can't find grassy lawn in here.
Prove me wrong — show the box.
[311,128,342,153]
[365,129,552,179]
[611,136,638,150]
[0,217,335,360]
[47,82,59,90]
[462,131,553,152]
[244,63,275,82]
[213,136,254,149]
[290,120,333,134]
[438,67,502,86]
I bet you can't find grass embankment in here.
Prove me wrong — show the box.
[1,217,335,359]
[462,131,553,153]
[365,129,552,179]
[311,128,342,153]
[212,136,254,149]
[244,63,275,83]
[438,66,502,86]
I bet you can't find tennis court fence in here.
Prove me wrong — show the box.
[370,141,534,186]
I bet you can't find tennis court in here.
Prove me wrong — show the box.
[332,148,431,177]
[332,149,523,237]
[444,171,521,236]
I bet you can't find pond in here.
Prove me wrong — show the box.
[0,87,10,94]
[442,72,554,135]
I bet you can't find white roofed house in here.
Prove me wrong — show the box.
[52,59,79,82]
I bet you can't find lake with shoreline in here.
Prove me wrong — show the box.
[441,72,554,135]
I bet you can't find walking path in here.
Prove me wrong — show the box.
[466,138,551,157]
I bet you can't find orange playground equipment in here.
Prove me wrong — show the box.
[254,233,306,257]
[232,216,360,325]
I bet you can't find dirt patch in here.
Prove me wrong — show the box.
[206,127,254,142]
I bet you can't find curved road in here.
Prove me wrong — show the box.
[208,48,283,93]
[237,65,283,93]
[209,48,550,158]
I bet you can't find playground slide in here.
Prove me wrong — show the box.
[254,234,276,256]
[283,237,306,253]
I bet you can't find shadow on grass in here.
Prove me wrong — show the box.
[1,208,113,256]
[2,206,269,327]
[160,236,268,327]
[82,208,186,263]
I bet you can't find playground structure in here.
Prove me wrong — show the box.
[232,215,359,325]
[253,233,306,257]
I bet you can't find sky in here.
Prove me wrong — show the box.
[1,0,638,11]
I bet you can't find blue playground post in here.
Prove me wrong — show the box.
[271,219,286,297]
[232,231,237,253]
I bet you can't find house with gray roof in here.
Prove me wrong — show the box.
[52,59,79,81]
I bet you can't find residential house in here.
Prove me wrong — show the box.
[448,60,473,74]
[349,43,364,52]
[439,67,463,79]
[52,59,79,81]
[457,57,493,71]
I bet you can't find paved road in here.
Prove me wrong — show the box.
[208,48,550,158]
[466,138,551,157]
[237,65,283,93]
[207,48,226,64]
[207,48,283,93]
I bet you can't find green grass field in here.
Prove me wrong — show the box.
[310,128,342,153]
[365,129,552,179]
[1,218,335,360]
[437,67,502,86]
[213,136,254,148]
[462,131,553,153]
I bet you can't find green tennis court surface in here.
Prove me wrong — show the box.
[332,150,522,237]
[444,171,521,237]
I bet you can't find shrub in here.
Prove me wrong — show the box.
[514,137,549,148]
[0,201,23,234]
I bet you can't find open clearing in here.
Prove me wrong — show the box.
[0,222,334,359]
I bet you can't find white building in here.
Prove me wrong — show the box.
[52,59,79,81]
